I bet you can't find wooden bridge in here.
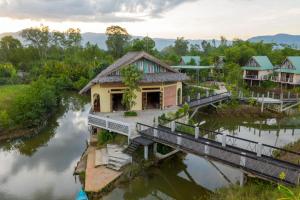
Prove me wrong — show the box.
[239,91,300,112]
[136,121,300,186]
[184,92,231,118]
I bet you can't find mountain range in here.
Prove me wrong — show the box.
[1,32,299,50]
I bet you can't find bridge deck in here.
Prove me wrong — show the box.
[137,123,300,186]
[187,92,231,108]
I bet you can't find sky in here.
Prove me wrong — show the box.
[0,0,300,40]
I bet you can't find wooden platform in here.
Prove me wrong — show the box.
[85,147,122,192]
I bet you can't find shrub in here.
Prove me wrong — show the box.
[97,129,116,145]
[73,77,89,90]
[124,111,138,117]
[0,111,9,129]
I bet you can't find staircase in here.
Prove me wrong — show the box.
[123,140,140,155]
[106,144,132,171]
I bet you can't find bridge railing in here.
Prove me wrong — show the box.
[173,121,300,166]
[88,114,131,138]
[137,122,300,185]
[187,92,231,107]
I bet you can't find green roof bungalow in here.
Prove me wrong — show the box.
[275,56,300,85]
[242,56,274,85]
[179,56,201,66]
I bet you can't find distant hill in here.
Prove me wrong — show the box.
[0,31,221,51]
[249,34,300,48]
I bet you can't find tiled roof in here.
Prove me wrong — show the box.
[242,56,273,71]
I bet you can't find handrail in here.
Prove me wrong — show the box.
[173,121,300,164]
[188,92,230,104]
[137,122,300,185]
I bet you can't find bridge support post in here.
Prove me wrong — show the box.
[272,92,275,99]
[222,134,227,147]
[154,128,158,137]
[257,143,262,157]
[280,93,283,112]
[171,121,176,132]
[177,134,182,146]
[187,96,191,103]
[288,91,291,99]
[197,93,201,100]
[257,93,260,99]
[144,145,149,160]
[267,91,270,98]
[195,127,199,139]
[239,172,246,187]
[206,90,209,97]
[261,94,265,113]
[205,142,210,154]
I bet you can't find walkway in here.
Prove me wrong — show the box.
[136,122,300,186]
[85,147,122,192]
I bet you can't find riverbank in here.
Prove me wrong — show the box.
[212,178,300,200]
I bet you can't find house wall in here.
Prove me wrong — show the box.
[258,70,272,79]
[294,75,300,84]
[91,82,183,112]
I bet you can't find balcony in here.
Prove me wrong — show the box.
[243,75,268,80]
[281,77,294,83]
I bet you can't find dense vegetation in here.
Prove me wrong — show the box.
[1,24,300,132]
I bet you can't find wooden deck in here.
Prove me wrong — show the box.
[85,147,122,192]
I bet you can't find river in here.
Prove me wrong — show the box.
[1,93,300,200]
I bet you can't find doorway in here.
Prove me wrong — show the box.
[142,92,161,110]
[111,93,125,111]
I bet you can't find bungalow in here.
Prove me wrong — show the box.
[242,56,274,85]
[275,56,300,85]
[80,51,189,113]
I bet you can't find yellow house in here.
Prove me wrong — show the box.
[80,51,189,113]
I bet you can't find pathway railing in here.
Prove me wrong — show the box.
[187,92,231,108]
[88,114,131,138]
[137,122,300,185]
[173,121,300,165]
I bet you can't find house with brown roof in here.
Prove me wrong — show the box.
[80,51,189,113]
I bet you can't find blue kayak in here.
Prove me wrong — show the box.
[76,188,88,200]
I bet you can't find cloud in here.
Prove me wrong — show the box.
[0,0,197,22]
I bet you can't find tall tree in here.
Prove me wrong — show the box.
[105,26,130,58]
[174,37,189,56]
[21,25,50,59]
[0,36,23,66]
[130,36,156,53]
[64,28,82,48]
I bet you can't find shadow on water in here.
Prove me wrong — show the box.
[0,92,90,200]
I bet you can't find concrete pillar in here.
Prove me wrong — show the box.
[240,152,246,167]
[144,145,149,160]
[222,134,227,147]
[257,143,263,157]
[261,94,265,113]
[267,91,270,98]
[257,93,260,99]
[154,128,158,137]
[187,96,191,102]
[240,171,245,186]
[195,127,199,139]
[171,121,176,132]
[177,134,182,146]
[206,90,209,97]
[197,93,201,100]
[205,142,210,154]
[288,91,291,99]
[153,143,157,154]
[280,93,283,112]
[272,92,275,99]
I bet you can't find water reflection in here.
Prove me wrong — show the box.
[0,93,89,200]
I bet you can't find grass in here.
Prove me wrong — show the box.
[212,178,300,200]
[0,84,29,111]
[124,111,138,117]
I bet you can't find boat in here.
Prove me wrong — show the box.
[76,188,88,200]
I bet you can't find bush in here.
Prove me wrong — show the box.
[0,111,10,129]
[124,111,138,117]
[73,77,89,90]
[97,129,116,145]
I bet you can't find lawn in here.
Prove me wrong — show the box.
[0,84,29,111]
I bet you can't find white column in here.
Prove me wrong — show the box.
[261,94,265,113]
[240,171,245,186]
[171,121,176,132]
[222,134,227,147]
[195,127,199,139]
[205,142,210,154]
[240,152,246,167]
[206,90,209,97]
[144,145,149,160]
[177,134,182,146]
[187,96,191,102]
[257,143,263,157]
[154,128,158,137]
[197,93,201,100]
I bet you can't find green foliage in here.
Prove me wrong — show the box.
[174,37,189,56]
[129,37,156,54]
[260,80,278,89]
[0,63,17,84]
[73,77,89,90]
[105,25,130,58]
[124,111,138,117]
[97,129,116,146]
[120,66,143,111]
[0,111,10,129]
